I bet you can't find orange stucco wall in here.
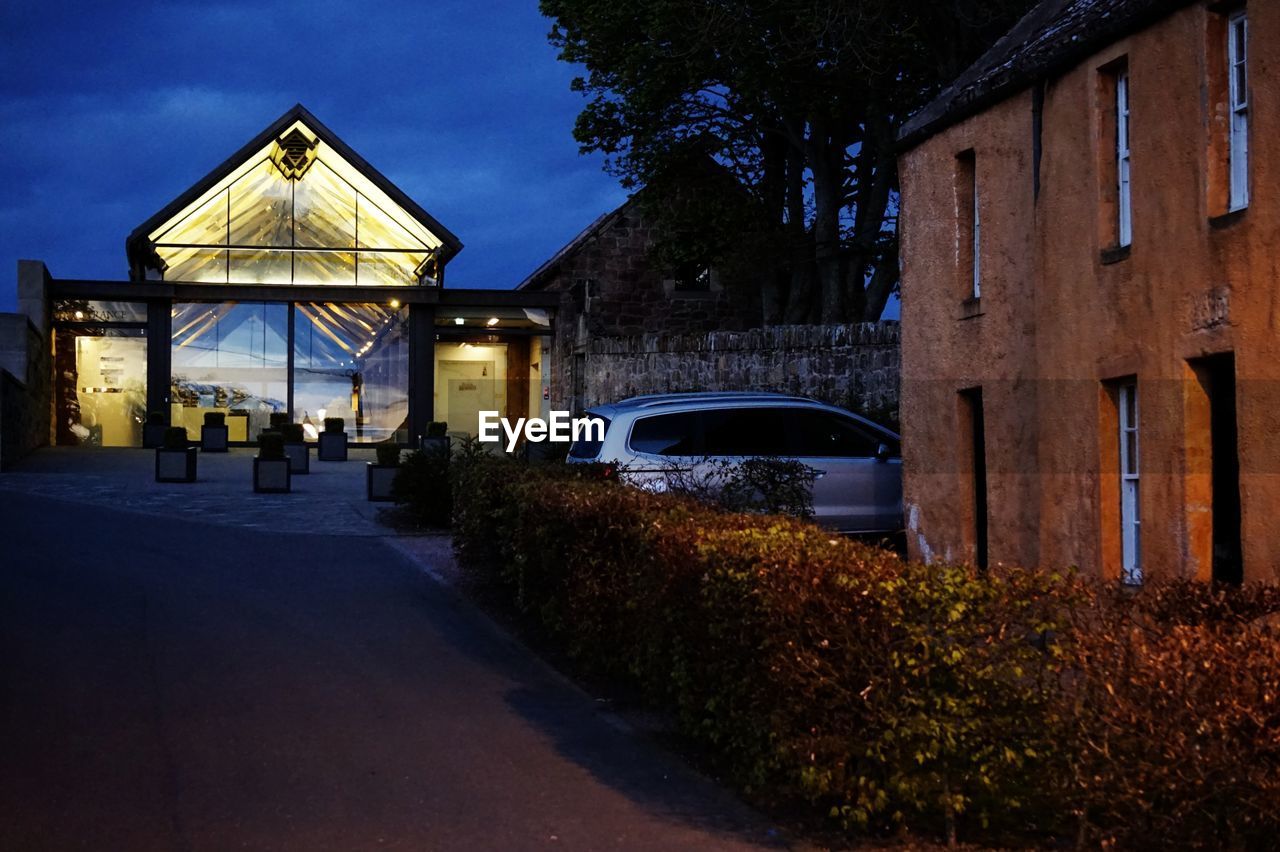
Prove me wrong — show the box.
[899,1,1280,583]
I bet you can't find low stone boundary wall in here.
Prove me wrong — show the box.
[585,322,900,424]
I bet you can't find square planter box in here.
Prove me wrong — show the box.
[201,423,229,452]
[367,463,398,502]
[143,422,168,449]
[156,447,197,483]
[317,431,348,461]
[253,457,292,493]
[284,442,310,474]
[419,435,450,459]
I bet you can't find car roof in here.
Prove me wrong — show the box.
[585,392,900,439]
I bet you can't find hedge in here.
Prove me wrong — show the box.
[451,456,1280,848]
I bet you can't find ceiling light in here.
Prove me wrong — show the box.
[486,317,499,327]
[389,298,400,309]
[73,310,84,320]
[454,317,464,325]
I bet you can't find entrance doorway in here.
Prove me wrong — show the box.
[1191,354,1242,583]
[960,387,989,569]
[54,329,148,446]
[435,342,506,438]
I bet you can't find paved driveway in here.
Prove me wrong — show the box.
[0,486,784,850]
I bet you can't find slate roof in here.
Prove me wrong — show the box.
[898,0,1197,148]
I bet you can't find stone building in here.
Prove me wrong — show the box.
[516,194,760,412]
[897,0,1277,582]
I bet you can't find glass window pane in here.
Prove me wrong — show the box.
[294,303,408,443]
[628,412,702,456]
[790,410,881,457]
[161,246,227,283]
[295,161,356,249]
[294,251,356,286]
[229,160,293,247]
[155,189,228,246]
[358,251,425,286]
[357,195,429,250]
[228,249,293,285]
[702,408,790,455]
[171,302,288,439]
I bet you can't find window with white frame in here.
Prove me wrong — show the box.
[1228,10,1249,210]
[1118,381,1141,584]
[972,171,981,297]
[1116,69,1132,246]
[956,149,979,299]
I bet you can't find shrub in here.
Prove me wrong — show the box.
[324,417,345,433]
[375,444,401,467]
[280,423,305,443]
[450,458,1280,848]
[162,426,188,450]
[203,411,225,427]
[258,432,285,460]
[1056,584,1280,849]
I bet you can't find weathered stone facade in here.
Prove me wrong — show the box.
[585,323,900,425]
[0,313,51,470]
[519,196,764,412]
[898,0,1280,582]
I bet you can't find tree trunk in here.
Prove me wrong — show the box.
[810,118,846,323]
[782,134,814,323]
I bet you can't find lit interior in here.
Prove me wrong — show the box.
[147,120,446,286]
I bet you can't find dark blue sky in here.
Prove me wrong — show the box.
[0,0,627,311]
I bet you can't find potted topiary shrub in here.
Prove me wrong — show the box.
[201,411,229,452]
[420,420,449,458]
[367,443,400,501]
[155,426,197,483]
[253,432,291,493]
[318,417,348,461]
[143,411,168,449]
[281,422,310,474]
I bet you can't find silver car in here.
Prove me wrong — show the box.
[565,392,902,533]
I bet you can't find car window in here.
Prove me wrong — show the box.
[788,409,883,457]
[701,407,791,456]
[567,416,611,459]
[628,411,702,455]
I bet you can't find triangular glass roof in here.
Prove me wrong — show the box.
[127,106,462,287]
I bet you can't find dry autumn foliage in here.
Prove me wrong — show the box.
[452,456,1280,848]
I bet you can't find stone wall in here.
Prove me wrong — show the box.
[0,313,51,470]
[583,322,900,425]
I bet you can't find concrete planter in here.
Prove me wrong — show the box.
[143,422,168,449]
[155,447,197,483]
[367,463,398,502]
[201,424,229,452]
[253,457,291,493]
[284,442,310,474]
[317,431,348,461]
[419,435,450,458]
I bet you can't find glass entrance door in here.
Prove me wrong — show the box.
[54,328,148,446]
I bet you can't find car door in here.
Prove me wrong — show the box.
[786,408,902,532]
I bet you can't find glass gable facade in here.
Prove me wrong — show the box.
[146,120,445,287]
[46,105,557,449]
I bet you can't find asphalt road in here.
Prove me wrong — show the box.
[0,491,783,851]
